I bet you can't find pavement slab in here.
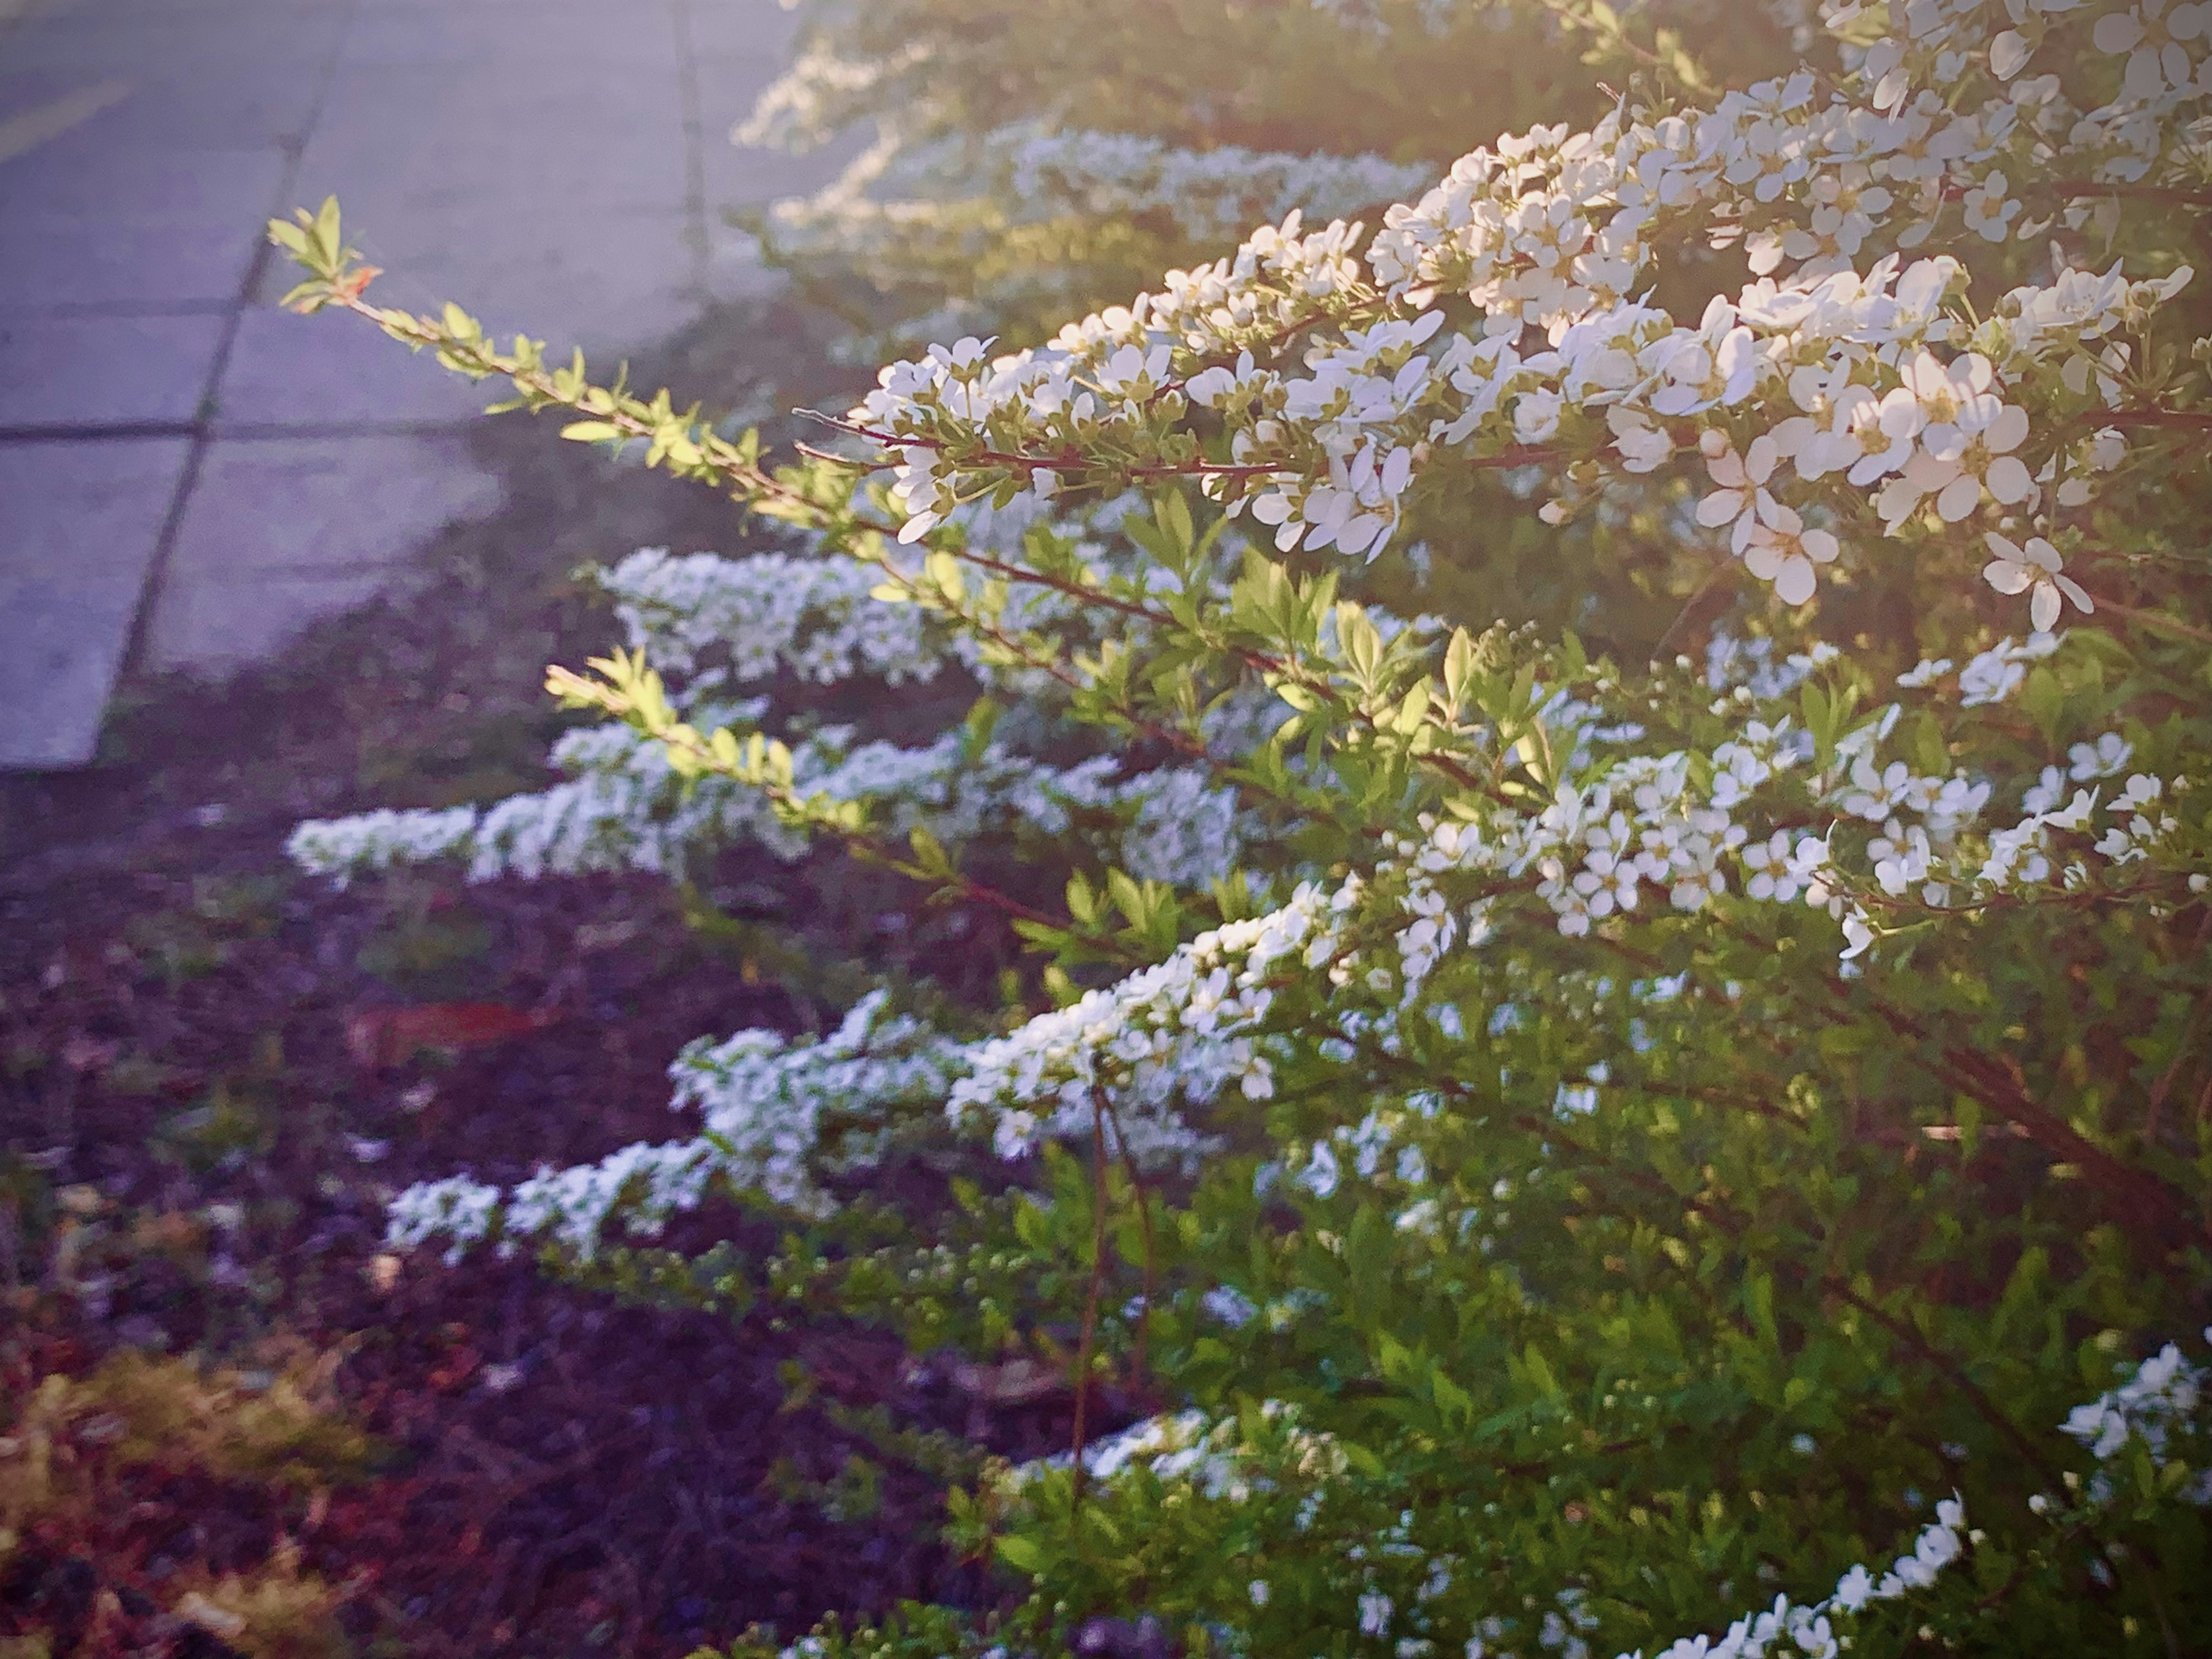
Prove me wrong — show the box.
[0,312,226,428]
[0,0,822,769]
[215,303,499,428]
[143,568,419,675]
[158,434,503,580]
[0,213,264,309]
[0,438,191,768]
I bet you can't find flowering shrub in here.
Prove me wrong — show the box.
[271,0,2212,1652]
[733,0,1810,354]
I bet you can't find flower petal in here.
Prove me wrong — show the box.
[1774,556,1818,605]
[2031,581,2060,632]
[1936,474,1982,521]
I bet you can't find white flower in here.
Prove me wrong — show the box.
[1203,1286,1259,1327]
[2112,772,2166,814]
[1300,1141,1342,1199]
[1921,392,2035,516]
[1744,513,1842,605]
[1743,830,1804,902]
[1514,387,1565,444]
[2068,731,2134,781]
[2094,2,2209,101]
[1608,406,1673,472]
[1877,357,2034,526]
[1961,170,2022,243]
[2022,764,2067,815]
[1842,757,1930,821]
[1360,1592,1395,1636]
[1772,365,1874,481]
[1651,324,1758,415]
[1983,534,2093,632]
[1896,657,1953,688]
[2046,787,2099,831]
[1698,433,1785,556]
[1903,349,1992,429]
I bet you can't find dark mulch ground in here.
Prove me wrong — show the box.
[0,293,1077,1658]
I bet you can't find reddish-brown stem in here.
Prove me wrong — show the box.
[1099,1094,1158,1385]
[2040,181,2212,209]
[805,408,1562,483]
[1786,967,2209,1271]
[801,411,1297,480]
[1829,1283,2059,1484]
[2087,594,2212,647]
[2098,408,2212,432]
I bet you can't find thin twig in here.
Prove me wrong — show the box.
[2087,594,2212,647]
[801,407,1562,483]
[1099,1094,1158,1384]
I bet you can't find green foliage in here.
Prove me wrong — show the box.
[272,2,2212,1654]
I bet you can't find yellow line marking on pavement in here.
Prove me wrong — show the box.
[0,79,134,167]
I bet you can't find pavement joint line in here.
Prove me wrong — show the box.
[180,559,443,579]
[209,419,484,440]
[113,0,365,696]
[673,0,710,303]
[0,421,195,442]
[0,301,240,320]
[0,419,482,444]
[6,0,809,765]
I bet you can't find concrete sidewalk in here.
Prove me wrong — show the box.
[0,0,824,769]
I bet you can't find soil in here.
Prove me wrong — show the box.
[0,291,1088,1659]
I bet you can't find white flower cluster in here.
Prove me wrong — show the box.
[290,717,791,887]
[1627,1497,1971,1659]
[948,882,1347,1166]
[999,1399,1348,1504]
[1008,1401,1974,1658]
[958,127,1433,247]
[370,623,2203,1274]
[285,805,478,889]
[291,725,1246,892]
[385,990,968,1260]
[380,878,1340,1261]
[855,0,2199,624]
[984,1334,2210,1651]
[602,546,944,688]
[1115,764,1244,887]
[601,524,1125,702]
[1388,704,1822,961]
[876,244,2181,607]
[1628,1334,2212,1657]
[1382,0,2212,301]
[755,120,1432,349]
[732,36,927,154]
[293,522,1267,896]
[2060,1327,2212,1503]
